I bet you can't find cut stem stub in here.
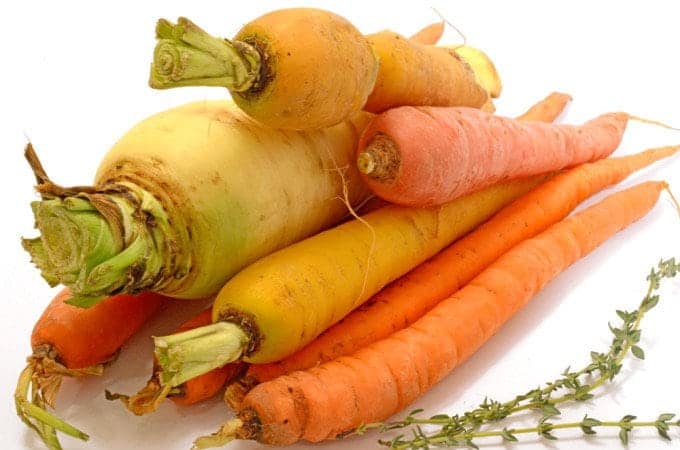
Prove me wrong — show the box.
[357,133,401,182]
[150,17,261,92]
[154,322,249,387]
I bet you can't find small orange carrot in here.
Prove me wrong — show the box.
[356,107,629,206]
[199,180,669,447]
[108,308,243,415]
[15,288,165,448]
[225,145,679,410]
[408,21,445,45]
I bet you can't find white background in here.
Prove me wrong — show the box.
[2,1,680,449]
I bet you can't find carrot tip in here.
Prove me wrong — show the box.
[192,419,242,450]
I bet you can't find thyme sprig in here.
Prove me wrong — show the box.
[358,258,680,448]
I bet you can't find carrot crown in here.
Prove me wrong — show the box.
[150,17,261,92]
[22,145,184,307]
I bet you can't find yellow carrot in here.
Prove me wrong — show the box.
[152,175,546,387]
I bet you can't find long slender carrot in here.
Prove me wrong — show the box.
[198,180,670,447]
[225,146,679,408]
[151,176,544,388]
[107,308,243,415]
[356,108,629,206]
[15,288,165,449]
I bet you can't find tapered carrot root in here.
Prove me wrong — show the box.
[108,308,243,415]
[362,31,487,113]
[15,288,165,449]
[357,108,628,206]
[516,92,572,122]
[408,21,445,45]
[203,181,668,447]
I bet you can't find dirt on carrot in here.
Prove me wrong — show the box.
[356,108,629,206]
[225,145,679,410]
[198,180,669,447]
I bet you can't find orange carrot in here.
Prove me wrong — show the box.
[351,93,571,217]
[356,107,628,206]
[15,288,165,447]
[362,33,487,113]
[225,145,679,410]
[516,91,571,122]
[408,21,445,45]
[108,308,243,415]
[150,10,490,130]
[199,180,669,447]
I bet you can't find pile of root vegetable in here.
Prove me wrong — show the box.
[14,6,680,450]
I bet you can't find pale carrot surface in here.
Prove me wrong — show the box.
[212,180,668,446]
[226,145,678,409]
[357,107,628,206]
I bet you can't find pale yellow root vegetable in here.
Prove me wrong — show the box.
[23,101,372,306]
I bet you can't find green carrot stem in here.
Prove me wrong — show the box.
[14,365,89,446]
[150,17,261,91]
[154,322,249,387]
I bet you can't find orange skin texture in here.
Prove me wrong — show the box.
[516,92,572,122]
[408,21,445,45]
[363,32,488,113]
[358,107,629,206]
[233,8,378,130]
[239,181,666,445]
[228,146,677,410]
[225,93,574,407]
[31,289,165,369]
[169,309,241,405]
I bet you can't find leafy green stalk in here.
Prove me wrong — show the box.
[361,258,679,448]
